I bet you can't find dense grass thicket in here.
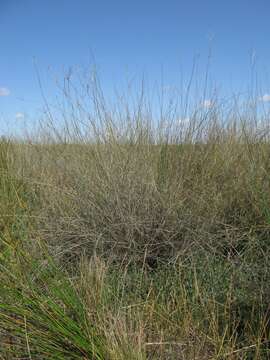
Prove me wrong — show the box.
[0,73,269,359]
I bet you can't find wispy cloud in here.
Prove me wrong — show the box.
[177,117,190,125]
[15,112,25,119]
[0,87,10,96]
[259,93,270,102]
[203,99,212,109]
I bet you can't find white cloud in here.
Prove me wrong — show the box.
[259,94,270,102]
[177,117,190,125]
[0,87,10,96]
[203,99,212,109]
[15,112,25,119]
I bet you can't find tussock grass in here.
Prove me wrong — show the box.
[0,72,269,358]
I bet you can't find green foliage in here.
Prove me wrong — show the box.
[0,247,106,359]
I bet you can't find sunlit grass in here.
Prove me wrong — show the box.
[0,73,269,358]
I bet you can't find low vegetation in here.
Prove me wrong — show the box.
[0,72,269,358]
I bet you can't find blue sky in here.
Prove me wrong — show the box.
[1,0,270,131]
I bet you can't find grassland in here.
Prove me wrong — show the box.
[0,75,269,359]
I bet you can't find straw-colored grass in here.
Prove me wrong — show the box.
[0,72,269,358]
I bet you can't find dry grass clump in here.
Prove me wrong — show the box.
[0,71,269,358]
[13,78,270,265]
